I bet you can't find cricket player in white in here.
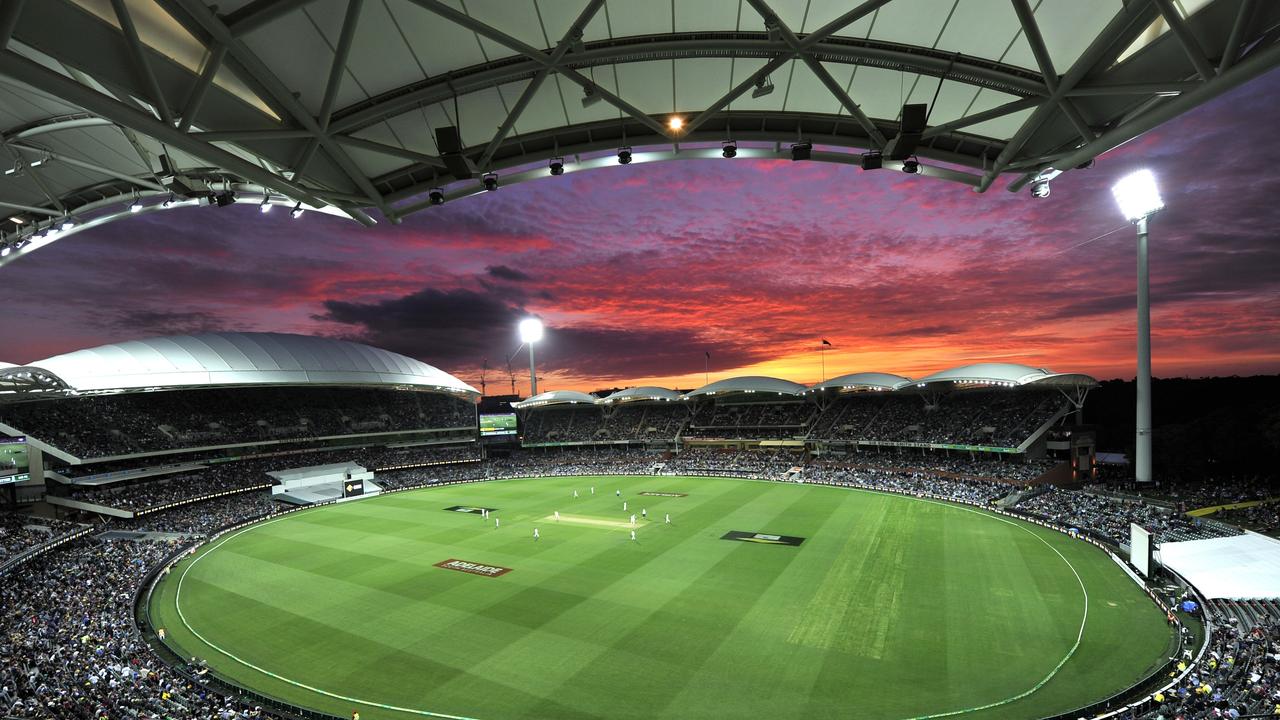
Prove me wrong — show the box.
[533,528,539,540]
[630,530,636,541]
[622,501,627,511]
[554,510,560,521]
[641,508,647,519]
[494,517,500,529]
[630,513,636,525]
[665,513,671,524]
[573,490,578,498]
[591,487,595,495]
[616,489,620,497]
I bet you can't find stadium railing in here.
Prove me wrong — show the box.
[0,522,93,577]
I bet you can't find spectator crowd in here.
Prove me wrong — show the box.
[0,443,1272,719]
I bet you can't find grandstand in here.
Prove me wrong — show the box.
[514,363,1094,467]
[0,334,1275,720]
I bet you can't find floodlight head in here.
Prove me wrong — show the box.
[581,87,601,108]
[902,156,920,174]
[790,142,812,161]
[1112,169,1163,222]
[668,116,684,132]
[617,147,632,165]
[721,141,737,159]
[518,317,544,343]
[549,158,564,176]
[1030,180,1050,198]
[129,198,143,213]
[428,188,445,205]
[290,203,304,219]
[259,197,273,213]
[482,173,499,191]
[162,193,175,208]
[751,76,775,99]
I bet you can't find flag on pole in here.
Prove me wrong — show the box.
[821,338,832,347]
[705,351,711,359]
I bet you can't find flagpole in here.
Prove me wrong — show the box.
[821,344,825,384]
[704,352,709,386]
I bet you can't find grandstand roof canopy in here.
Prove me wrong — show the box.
[0,332,479,398]
[512,389,599,409]
[808,372,911,392]
[2,0,1279,267]
[599,386,683,404]
[912,363,1098,388]
[685,376,808,398]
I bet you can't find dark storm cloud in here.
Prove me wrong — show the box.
[106,310,229,336]
[485,265,533,282]
[315,283,770,380]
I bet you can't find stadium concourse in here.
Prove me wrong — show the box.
[0,331,1276,719]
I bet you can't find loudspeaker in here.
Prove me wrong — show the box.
[887,103,927,160]
[435,126,476,179]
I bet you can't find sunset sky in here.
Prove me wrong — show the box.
[4,70,1279,395]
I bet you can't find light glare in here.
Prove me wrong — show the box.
[1112,169,1163,221]
[668,116,684,131]
[518,317,544,343]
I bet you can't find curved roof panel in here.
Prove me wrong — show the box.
[20,332,478,397]
[685,376,808,398]
[809,372,911,392]
[914,363,1096,388]
[4,0,1279,267]
[599,386,683,404]
[512,390,599,409]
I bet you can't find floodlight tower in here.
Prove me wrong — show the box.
[518,318,544,397]
[1111,169,1164,485]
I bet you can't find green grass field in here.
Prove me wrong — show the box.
[149,476,1174,720]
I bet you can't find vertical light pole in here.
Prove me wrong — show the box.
[1111,169,1164,484]
[518,318,544,397]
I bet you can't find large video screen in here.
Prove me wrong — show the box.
[1130,523,1152,578]
[0,436,29,484]
[479,413,518,437]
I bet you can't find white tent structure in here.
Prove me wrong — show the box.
[1159,533,1280,600]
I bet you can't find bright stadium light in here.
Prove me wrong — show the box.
[519,318,544,396]
[668,116,684,131]
[519,317,543,343]
[1112,169,1163,222]
[1112,169,1163,486]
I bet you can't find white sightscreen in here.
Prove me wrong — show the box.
[1130,523,1153,578]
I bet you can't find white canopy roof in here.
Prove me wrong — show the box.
[599,386,683,404]
[512,389,599,409]
[685,376,807,398]
[6,332,478,397]
[912,363,1097,388]
[809,372,911,392]
[1159,532,1280,600]
[4,0,1279,266]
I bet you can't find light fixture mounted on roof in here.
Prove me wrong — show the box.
[860,151,882,170]
[259,197,272,213]
[581,86,602,108]
[428,188,445,205]
[129,196,143,213]
[902,156,921,174]
[1030,180,1050,198]
[290,203,304,219]
[617,147,632,165]
[790,142,811,161]
[721,141,737,159]
[549,157,564,176]
[482,173,499,191]
[751,76,775,99]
